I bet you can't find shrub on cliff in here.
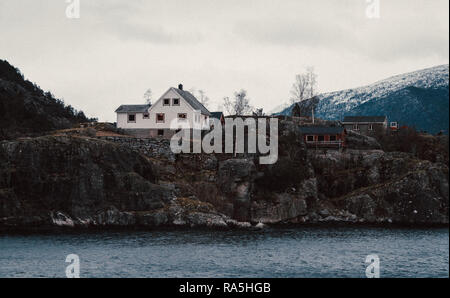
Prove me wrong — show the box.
[375,127,449,163]
[255,129,309,192]
[255,157,310,192]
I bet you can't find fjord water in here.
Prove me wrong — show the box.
[0,227,448,278]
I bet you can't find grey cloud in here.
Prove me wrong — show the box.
[106,21,179,44]
[0,0,448,123]
[234,17,356,48]
[234,15,448,62]
[85,1,204,44]
[354,21,449,62]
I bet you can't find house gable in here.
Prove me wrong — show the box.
[146,88,210,130]
[149,87,210,116]
[149,88,196,114]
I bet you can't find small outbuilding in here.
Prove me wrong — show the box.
[342,116,387,135]
[299,126,347,148]
[209,111,225,127]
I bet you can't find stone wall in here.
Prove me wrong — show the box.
[121,128,177,139]
[96,136,175,161]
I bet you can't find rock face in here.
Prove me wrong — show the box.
[308,150,449,224]
[336,163,449,224]
[218,159,256,221]
[0,136,168,226]
[0,131,448,229]
[235,148,447,225]
[345,130,382,150]
[0,136,248,229]
[251,193,308,224]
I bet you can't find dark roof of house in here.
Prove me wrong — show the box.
[342,116,387,123]
[115,104,151,113]
[210,112,224,119]
[299,126,345,135]
[174,88,211,116]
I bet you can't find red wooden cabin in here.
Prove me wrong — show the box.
[299,126,347,148]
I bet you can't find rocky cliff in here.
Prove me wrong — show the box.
[0,128,448,229]
[0,136,249,228]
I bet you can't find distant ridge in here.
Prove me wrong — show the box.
[277,65,449,134]
[0,59,93,139]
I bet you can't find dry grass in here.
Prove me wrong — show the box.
[95,130,131,137]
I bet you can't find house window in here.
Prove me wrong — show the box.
[178,113,187,120]
[143,113,149,119]
[390,122,398,128]
[163,99,170,106]
[330,135,337,141]
[318,135,325,142]
[353,124,359,130]
[173,98,180,106]
[156,113,165,123]
[306,135,314,142]
[157,130,164,136]
[128,114,136,123]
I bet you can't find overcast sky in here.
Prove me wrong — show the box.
[0,0,448,121]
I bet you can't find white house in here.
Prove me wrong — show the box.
[115,84,211,138]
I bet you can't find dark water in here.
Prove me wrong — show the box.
[0,227,448,278]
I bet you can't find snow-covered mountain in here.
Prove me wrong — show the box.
[277,65,449,134]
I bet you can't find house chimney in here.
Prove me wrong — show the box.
[178,84,183,90]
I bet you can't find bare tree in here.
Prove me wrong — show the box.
[197,89,210,108]
[234,90,252,115]
[189,88,210,108]
[143,88,153,105]
[290,74,309,104]
[223,97,234,115]
[223,89,253,115]
[290,67,318,104]
[306,66,317,99]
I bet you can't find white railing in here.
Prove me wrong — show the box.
[305,140,344,147]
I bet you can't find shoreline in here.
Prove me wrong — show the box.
[1,222,448,235]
